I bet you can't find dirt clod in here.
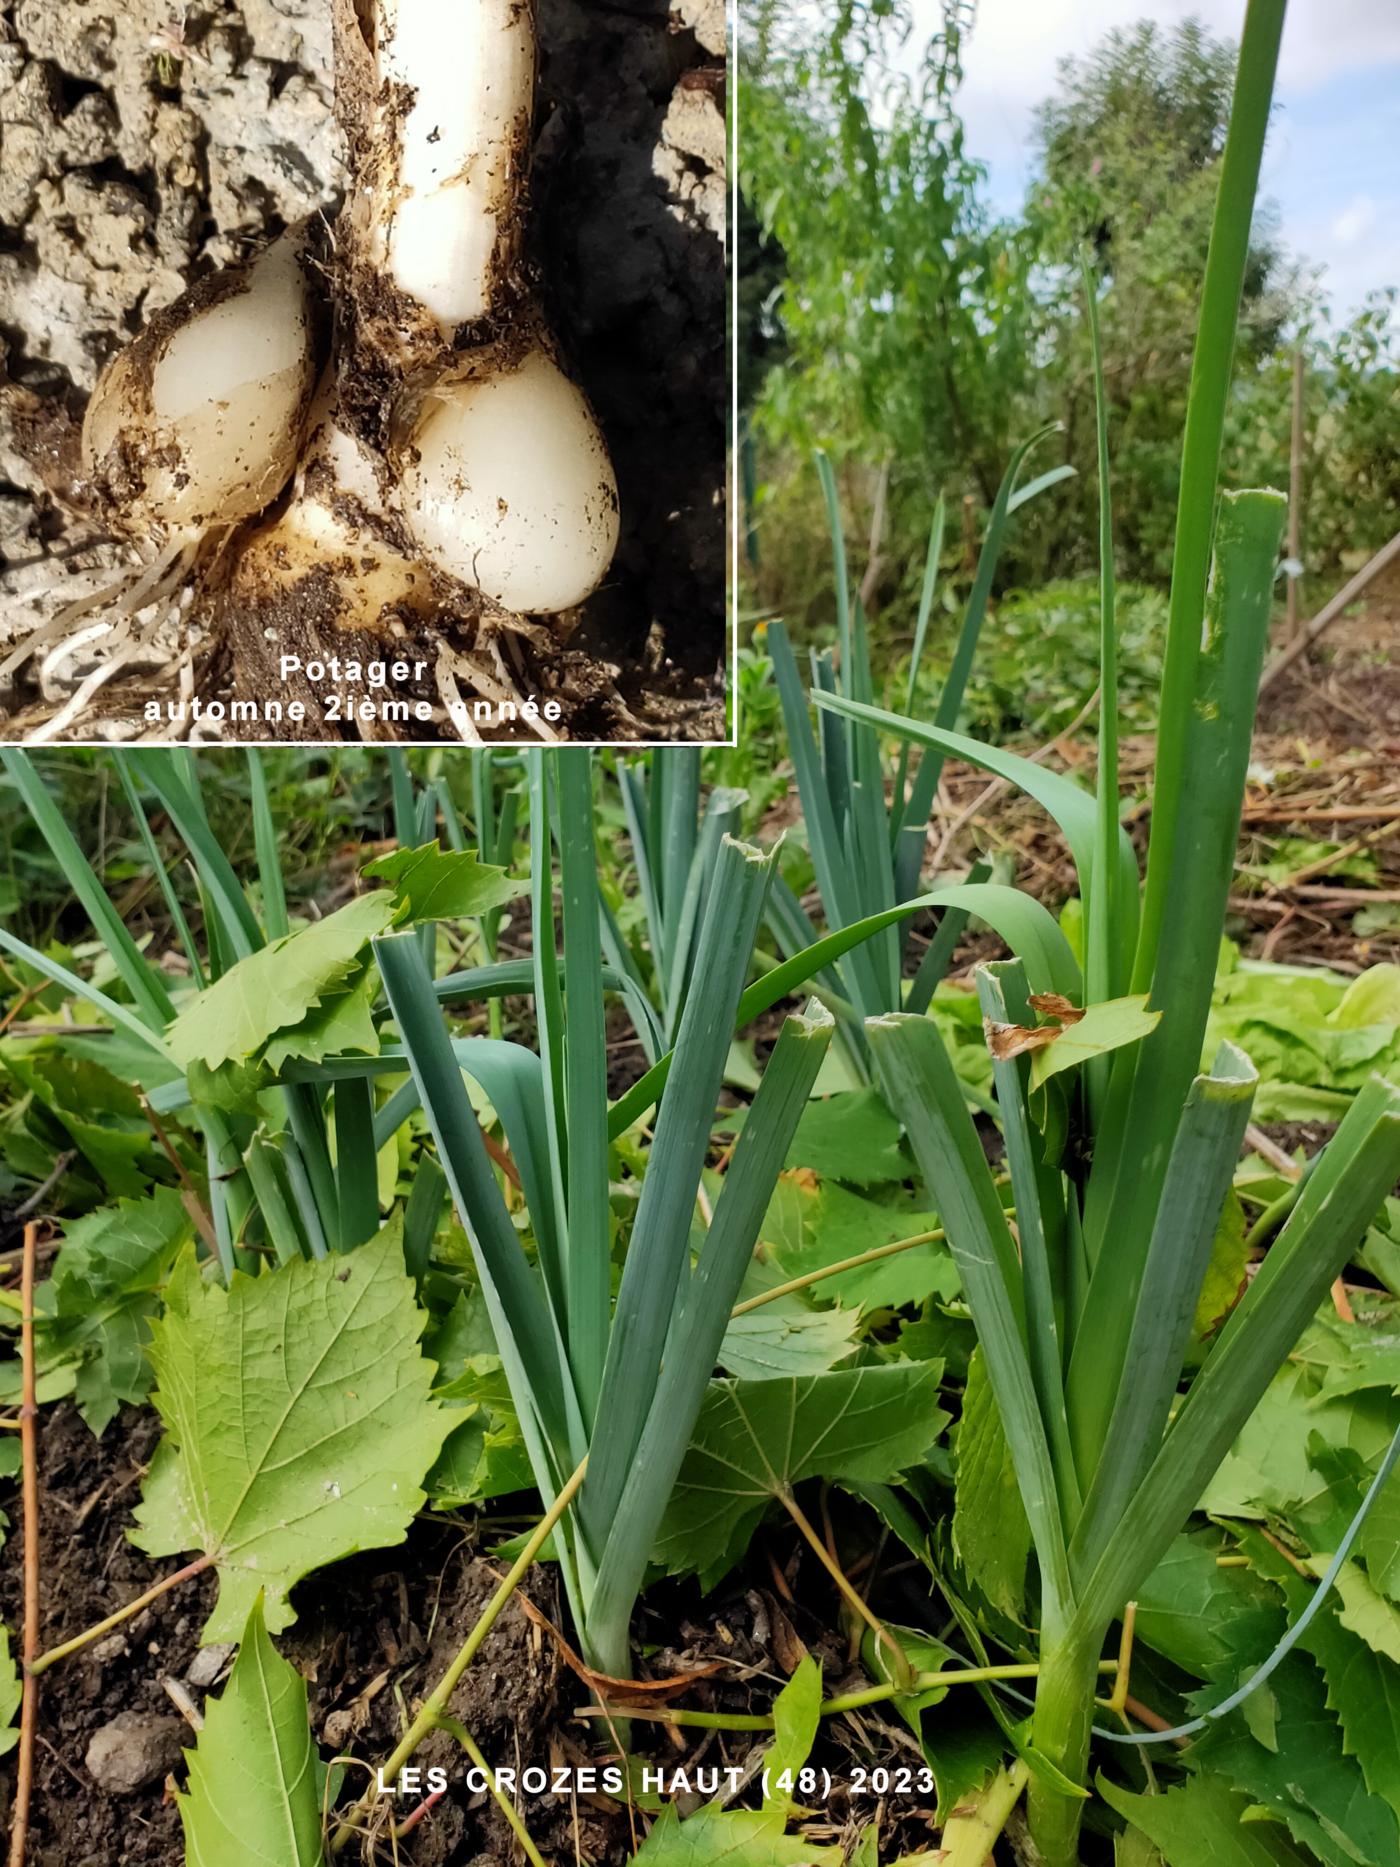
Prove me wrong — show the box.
[85,1711,187,1794]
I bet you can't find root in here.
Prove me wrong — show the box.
[434,640,565,744]
[2,536,204,743]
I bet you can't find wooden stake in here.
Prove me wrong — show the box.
[1261,526,1400,689]
[1287,347,1304,639]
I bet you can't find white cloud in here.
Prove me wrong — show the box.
[941,0,1400,108]
[916,0,1400,315]
[1332,194,1378,248]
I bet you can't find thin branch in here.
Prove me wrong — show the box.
[8,1224,42,1867]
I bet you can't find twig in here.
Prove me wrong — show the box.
[574,1661,1121,1730]
[730,1229,944,1315]
[0,982,48,1038]
[28,1555,212,1675]
[1244,1125,1301,1182]
[1106,1602,1136,1717]
[10,1153,75,1224]
[435,1715,550,1866]
[140,1098,219,1256]
[9,1224,42,1867]
[330,1456,588,1851]
[779,1487,912,1688]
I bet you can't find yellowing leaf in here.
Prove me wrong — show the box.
[1027,994,1161,1090]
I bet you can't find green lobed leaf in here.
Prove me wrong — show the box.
[262,966,380,1071]
[632,1803,839,1865]
[653,1364,948,1585]
[169,895,398,1071]
[1133,1532,1278,1680]
[1098,1771,1311,1867]
[1301,1599,1400,1823]
[177,1595,324,1866]
[360,842,525,925]
[1191,1616,1399,1867]
[47,1185,193,1435]
[133,1226,455,1640]
[718,1302,859,1380]
[760,1174,956,1315]
[782,1089,911,1186]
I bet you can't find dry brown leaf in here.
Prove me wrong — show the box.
[984,1019,1061,1061]
[1028,993,1085,1025]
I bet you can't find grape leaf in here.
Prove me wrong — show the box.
[1026,994,1160,1090]
[262,964,380,1071]
[718,1302,859,1379]
[168,894,398,1070]
[0,1626,19,1758]
[1236,1525,1400,1833]
[1099,1771,1311,1866]
[1302,1605,1400,1823]
[654,1364,948,1584]
[953,1348,1030,1620]
[132,1226,455,1640]
[762,1174,956,1314]
[178,1595,324,1866]
[361,843,524,924]
[426,1294,533,1507]
[1188,1188,1250,1358]
[1134,1532,1279,1679]
[1193,1636,1400,1867]
[783,1090,912,1186]
[46,1186,193,1434]
[632,1804,839,1864]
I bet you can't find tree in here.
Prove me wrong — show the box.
[1024,18,1301,580]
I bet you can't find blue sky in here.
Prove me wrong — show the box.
[935,0,1400,323]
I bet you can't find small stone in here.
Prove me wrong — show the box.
[88,1634,129,1666]
[185,1643,235,1689]
[85,1713,186,1795]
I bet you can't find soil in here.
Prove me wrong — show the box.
[0,1401,939,1866]
[0,0,728,743]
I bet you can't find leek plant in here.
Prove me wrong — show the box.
[811,4,1400,1858]
[599,748,748,1060]
[374,748,835,1679]
[766,442,1071,1075]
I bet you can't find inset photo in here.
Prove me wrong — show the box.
[0,0,729,744]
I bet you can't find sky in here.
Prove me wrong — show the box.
[929,0,1400,322]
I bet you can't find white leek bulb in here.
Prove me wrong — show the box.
[367,0,535,333]
[399,347,620,615]
[82,233,320,536]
